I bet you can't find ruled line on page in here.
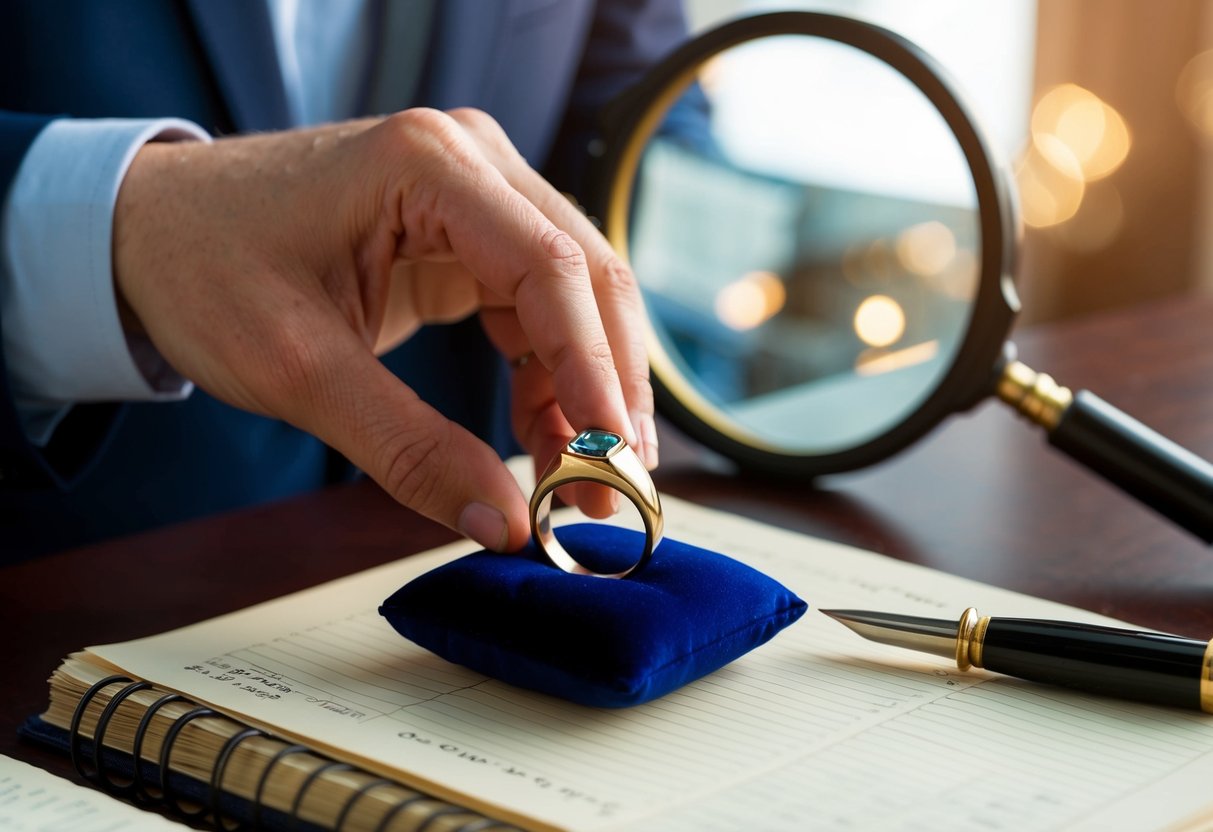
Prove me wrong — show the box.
[626,678,1213,832]
[0,755,180,832]
[89,497,1213,832]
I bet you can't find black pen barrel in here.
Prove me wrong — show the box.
[1048,390,1213,543]
[981,618,1208,710]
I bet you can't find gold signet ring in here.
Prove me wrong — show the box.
[529,429,663,579]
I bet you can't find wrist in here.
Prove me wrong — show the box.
[1,118,205,422]
[112,140,181,340]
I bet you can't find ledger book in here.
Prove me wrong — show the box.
[36,496,1213,831]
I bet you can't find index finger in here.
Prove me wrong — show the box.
[448,109,656,468]
[509,169,657,469]
[388,111,634,445]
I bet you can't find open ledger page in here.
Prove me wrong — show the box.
[89,496,1213,832]
[0,754,180,831]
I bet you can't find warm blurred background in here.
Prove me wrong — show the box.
[685,0,1213,325]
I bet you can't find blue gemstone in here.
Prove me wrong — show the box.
[569,429,622,457]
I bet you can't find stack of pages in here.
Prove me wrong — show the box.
[32,496,1213,831]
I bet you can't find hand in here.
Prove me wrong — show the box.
[112,108,658,551]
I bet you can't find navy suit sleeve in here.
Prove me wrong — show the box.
[0,112,53,184]
[543,0,692,196]
[0,0,233,499]
[0,110,123,491]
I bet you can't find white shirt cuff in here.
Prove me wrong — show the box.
[1,117,209,445]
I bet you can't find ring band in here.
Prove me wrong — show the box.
[529,429,663,578]
[510,351,535,369]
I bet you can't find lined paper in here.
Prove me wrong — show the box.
[0,755,179,831]
[89,496,1213,831]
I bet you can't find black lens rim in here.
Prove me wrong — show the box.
[588,11,1019,478]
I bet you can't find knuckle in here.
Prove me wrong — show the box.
[537,227,587,271]
[544,336,622,426]
[384,107,452,138]
[261,320,332,403]
[577,339,618,382]
[625,368,654,406]
[447,106,496,133]
[380,108,468,162]
[379,426,448,511]
[598,257,638,300]
[547,337,617,396]
[447,108,516,153]
[587,337,616,364]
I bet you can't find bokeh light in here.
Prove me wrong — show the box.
[1015,135,1085,228]
[1054,182,1125,253]
[927,248,980,301]
[1177,50,1213,139]
[856,340,940,376]
[896,221,957,276]
[715,270,786,331]
[1018,83,1131,233]
[1031,83,1131,181]
[853,294,906,348]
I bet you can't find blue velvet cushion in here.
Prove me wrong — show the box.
[379,524,808,708]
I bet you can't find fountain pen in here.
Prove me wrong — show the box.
[822,608,1213,713]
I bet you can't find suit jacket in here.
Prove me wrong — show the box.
[0,0,689,561]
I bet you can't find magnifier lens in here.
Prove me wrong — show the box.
[627,34,983,456]
[601,14,1211,540]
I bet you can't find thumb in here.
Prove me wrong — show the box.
[283,331,531,552]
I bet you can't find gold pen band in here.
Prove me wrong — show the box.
[955,607,991,672]
[1202,639,1213,714]
[957,610,1213,711]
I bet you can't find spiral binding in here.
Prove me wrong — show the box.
[413,806,481,832]
[69,675,129,783]
[253,743,310,829]
[333,778,393,832]
[92,680,153,799]
[291,761,354,825]
[159,706,219,821]
[66,677,517,831]
[131,692,187,806]
[455,820,513,832]
[212,727,266,831]
[371,794,433,832]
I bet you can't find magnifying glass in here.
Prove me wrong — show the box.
[585,12,1213,541]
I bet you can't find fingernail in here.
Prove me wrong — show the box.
[641,413,659,469]
[609,489,621,515]
[629,411,646,463]
[458,502,509,552]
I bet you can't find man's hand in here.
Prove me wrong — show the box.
[112,108,657,552]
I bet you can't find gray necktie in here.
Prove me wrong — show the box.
[363,0,436,115]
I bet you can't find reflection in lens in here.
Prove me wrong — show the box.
[896,221,957,277]
[853,295,906,348]
[714,270,787,331]
[856,340,940,376]
[626,34,981,454]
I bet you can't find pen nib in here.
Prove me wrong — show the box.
[820,609,958,661]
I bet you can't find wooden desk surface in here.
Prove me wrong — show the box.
[4,295,1212,783]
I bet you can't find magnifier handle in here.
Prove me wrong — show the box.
[1049,390,1213,542]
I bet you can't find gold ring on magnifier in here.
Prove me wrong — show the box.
[529,429,663,579]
